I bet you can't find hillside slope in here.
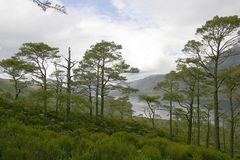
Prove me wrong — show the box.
[0,78,15,94]
[0,97,232,160]
[129,74,165,95]
[129,47,240,96]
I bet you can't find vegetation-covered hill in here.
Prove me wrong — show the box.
[0,97,231,160]
[0,78,15,95]
[129,74,165,95]
[0,78,36,99]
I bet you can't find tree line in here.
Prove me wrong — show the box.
[0,40,139,122]
[139,15,240,158]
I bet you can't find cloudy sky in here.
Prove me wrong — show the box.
[0,0,240,79]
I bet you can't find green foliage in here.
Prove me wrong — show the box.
[1,30,238,158]
[106,96,134,119]
[153,71,180,104]
[0,97,232,160]
[77,40,139,117]
[141,145,161,160]
[0,56,33,74]
[17,42,59,59]
[139,95,161,128]
[196,15,240,40]
[181,15,240,151]
[0,56,33,99]
[139,95,160,103]
[0,120,231,160]
[16,42,60,89]
[219,65,240,92]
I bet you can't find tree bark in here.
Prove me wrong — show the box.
[169,83,173,139]
[43,74,47,116]
[55,91,59,116]
[175,117,179,136]
[222,118,226,151]
[197,79,200,146]
[229,90,234,158]
[55,80,60,116]
[152,113,155,129]
[65,47,71,122]
[14,80,21,100]
[169,99,173,139]
[187,99,194,144]
[206,108,210,148]
[214,58,220,150]
[58,81,63,115]
[100,60,105,117]
[88,85,93,118]
[95,62,100,117]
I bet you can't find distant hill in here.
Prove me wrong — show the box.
[219,46,240,68]
[129,46,240,96]
[0,78,15,94]
[129,74,165,95]
[128,75,166,116]
[128,46,240,114]
[0,78,35,98]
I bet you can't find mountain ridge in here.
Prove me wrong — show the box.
[129,74,165,95]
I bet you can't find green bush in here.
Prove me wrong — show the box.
[1,148,25,160]
[0,97,232,160]
[94,136,138,160]
[140,145,161,160]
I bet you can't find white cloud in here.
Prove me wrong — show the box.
[111,0,126,10]
[0,0,239,78]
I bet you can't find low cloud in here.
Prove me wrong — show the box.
[0,0,239,76]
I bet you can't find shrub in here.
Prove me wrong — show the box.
[95,136,138,160]
[1,148,25,160]
[140,145,161,160]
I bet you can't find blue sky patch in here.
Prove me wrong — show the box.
[62,0,121,18]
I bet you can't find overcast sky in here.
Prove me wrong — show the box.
[0,0,240,78]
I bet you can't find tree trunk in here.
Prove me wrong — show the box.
[213,59,220,150]
[120,111,124,119]
[187,100,193,144]
[222,118,226,151]
[43,74,47,116]
[88,85,93,118]
[55,81,60,116]
[175,117,179,136]
[100,60,105,117]
[55,92,59,116]
[65,47,71,122]
[229,91,234,158]
[13,77,21,100]
[152,112,155,128]
[100,88,104,117]
[169,99,173,139]
[206,108,210,148]
[95,62,100,117]
[58,81,63,115]
[197,79,200,146]
[193,116,197,144]
[15,91,20,100]
[15,88,21,100]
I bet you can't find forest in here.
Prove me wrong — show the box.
[0,0,240,160]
